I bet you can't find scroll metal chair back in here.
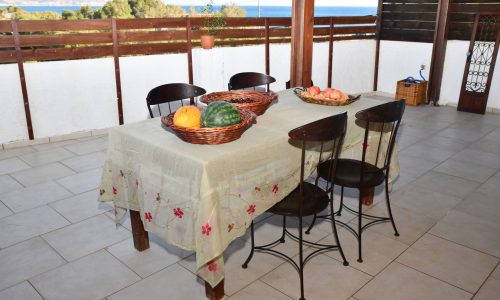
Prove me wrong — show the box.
[228,72,276,92]
[308,99,406,263]
[146,83,206,118]
[242,112,349,300]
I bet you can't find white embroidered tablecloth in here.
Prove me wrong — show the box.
[99,89,400,287]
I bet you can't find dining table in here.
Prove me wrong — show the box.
[98,88,400,299]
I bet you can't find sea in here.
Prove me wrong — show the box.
[1,5,377,17]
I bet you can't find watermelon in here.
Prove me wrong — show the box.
[201,101,241,128]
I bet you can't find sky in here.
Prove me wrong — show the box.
[166,0,378,7]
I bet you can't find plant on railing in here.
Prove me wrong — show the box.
[200,0,226,49]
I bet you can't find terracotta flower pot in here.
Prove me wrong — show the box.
[200,35,215,49]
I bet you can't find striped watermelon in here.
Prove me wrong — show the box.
[201,101,241,128]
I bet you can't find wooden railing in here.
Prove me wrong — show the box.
[0,16,375,140]
[0,16,376,63]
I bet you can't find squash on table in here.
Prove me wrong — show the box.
[173,106,201,128]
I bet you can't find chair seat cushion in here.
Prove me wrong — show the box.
[269,182,330,217]
[318,158,385,188]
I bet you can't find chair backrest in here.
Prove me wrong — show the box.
[285,80,314,89]
[289,112,348,211]
[228,72,276,91]
[355,99,406,177]
[146,83,206,118]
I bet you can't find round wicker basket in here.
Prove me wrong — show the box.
[200,90,278,116]
[162,109,257,145]
[293,87,360,106]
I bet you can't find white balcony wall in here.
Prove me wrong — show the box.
[24,58,118,140]
[378,40,433,95]
[0,64,28,143]
[440,40,500,110]
[1,40,377,145]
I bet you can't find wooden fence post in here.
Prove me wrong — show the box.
[111,19,124,125]
[187,18,194,85]
[11,20,34,140]
[327,17,334,88]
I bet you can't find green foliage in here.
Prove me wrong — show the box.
[131,0,164,18]
[76,5,95,19]
[101,0,133,19]
[61,9,77,20]
[165,5,187,17]
[12,8,61,20]
[202,1,226,36]
[221,3,246,18]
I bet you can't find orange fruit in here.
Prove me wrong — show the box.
[173,106,201,128]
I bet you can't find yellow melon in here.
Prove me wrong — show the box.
[173,106,201,128]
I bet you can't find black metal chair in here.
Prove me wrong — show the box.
[146,83,206,118]
[242,112,349,300]
[286,80,314,89]
[228,72,276,92]
[306,99,406,263]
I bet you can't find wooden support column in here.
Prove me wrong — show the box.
[111,19,124,125]
[265,18,270,76]
[373,0,383,91]
[11,20,34,140]
[327,17,334,87]
[187,18,194,85]
[428,0,451,105]
[290,0,315,88]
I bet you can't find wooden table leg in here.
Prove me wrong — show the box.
[130,210,150,251]
[361,187,374,206]
[205,279,224,300]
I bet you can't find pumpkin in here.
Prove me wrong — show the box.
[201,101,241,128]
[173,106,201,128]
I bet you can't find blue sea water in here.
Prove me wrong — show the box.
[2,5,376,17]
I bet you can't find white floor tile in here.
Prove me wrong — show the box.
[0,175,22,195]
[0,147,35,161]
[64,139,108,155]
[0,201,12,219]
[455,192,500,225]
[0,158,30,176]
[107,263,205,300]
[61,151,107,172]
[473,278,500,300]
[0,206,69,248]
[413,171,480,199]
[355,262,472,300]
[228,280,292,300]
[0,237,65,290]
[49,189,111,223]
[10,163,75,187]
[57,168,103,194]
[19,147,75,167]
[433,159,498,183]
[42,214,130,261]
[0,281,43,300]
[1,181,72,213]
[397,234,498,293]
[30,250,139,300]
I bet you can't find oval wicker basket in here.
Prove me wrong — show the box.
[293,87,360,106]
[200,90,278,116]
[162,109,257,144]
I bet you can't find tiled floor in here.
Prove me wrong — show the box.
[1,104,500,300]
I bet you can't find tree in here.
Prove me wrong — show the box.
[221,3,246,17]
[165,5,186,17]
[131,0,166,18]
[101,0,133,19]
[61,9,77,20]
[76,5,95,19]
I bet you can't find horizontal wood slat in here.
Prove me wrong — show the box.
[0,16,375,63]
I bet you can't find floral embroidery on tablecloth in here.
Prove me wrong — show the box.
[246,204,256,215]
[202,223,212,236]
[208,261,217,272]
[173,208,184,218]
[145,212,152,222]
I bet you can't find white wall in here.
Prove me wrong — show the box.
[378,40,433,95]
[440,40,500,110]
[0,64,28,143]
[0,40,376,145]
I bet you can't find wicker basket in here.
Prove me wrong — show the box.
[162,109,257,144]
[395,80,428,106]
[200,91,278,116]
[293,88,360,106]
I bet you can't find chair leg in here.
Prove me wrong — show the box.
[305,214,317,235]
[280,216,286,243]
[330,200,349,266]
[385,179,400,237]
[299,215,305,300]
[357,192,363,263]
[337,186,344,216]
[242,221,255,269]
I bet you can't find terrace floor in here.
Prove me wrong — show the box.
[1,100,500,300]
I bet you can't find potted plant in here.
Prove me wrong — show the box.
[200,0,226,49]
